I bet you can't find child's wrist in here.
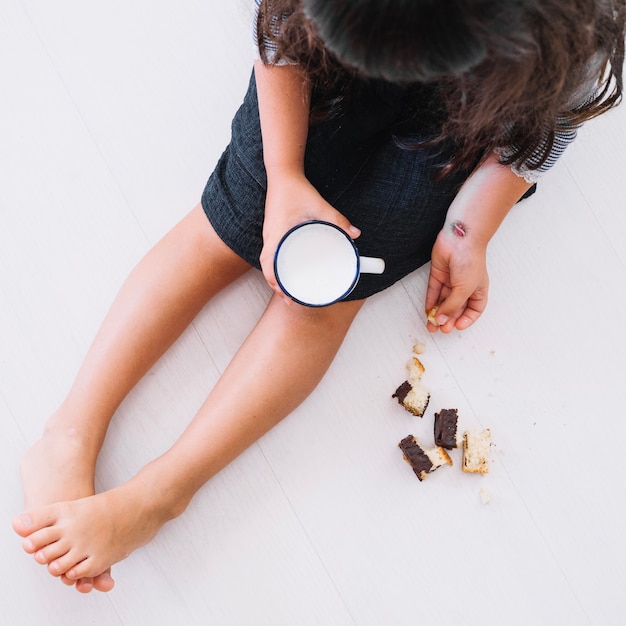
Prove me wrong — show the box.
[265,162,305,179]
[440,219,491,250]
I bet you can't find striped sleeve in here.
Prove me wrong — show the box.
[500,124,580,184]
[502,55,607,183]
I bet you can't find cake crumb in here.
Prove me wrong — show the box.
[412,340,426,355]
[426,306,440,325]
[479,488,491,504]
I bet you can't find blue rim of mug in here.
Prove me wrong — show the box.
[273,220,360,307]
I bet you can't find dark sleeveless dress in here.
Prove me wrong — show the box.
[201,73,477,300]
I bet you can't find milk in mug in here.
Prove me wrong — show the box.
[274,221,384,306]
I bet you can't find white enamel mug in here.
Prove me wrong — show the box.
[273,220,385,307]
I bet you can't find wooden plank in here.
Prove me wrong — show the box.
[0,3,150,435]
[20,0,254,242]
[562,104,626,265]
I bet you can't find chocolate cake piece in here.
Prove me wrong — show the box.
[392,357,430,417]
[434,408,460,449]
[392,380,430,417]
[398,435,452,481]
[462,428,491,474]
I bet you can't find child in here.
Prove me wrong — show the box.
[12,0,624,593]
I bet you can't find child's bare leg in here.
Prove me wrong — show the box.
[13,294,363,585]
[16,204,251,592]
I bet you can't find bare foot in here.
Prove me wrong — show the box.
[12,473,176,582]
[17,419,114,593]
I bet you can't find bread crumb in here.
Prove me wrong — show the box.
[479,488,491,504]
[407,356,425,381]
[426,306,440,325]
[412,340,426,355]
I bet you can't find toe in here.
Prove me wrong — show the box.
[75,578,95,594]
[22,526,63,554]
[93,570,115,592]
[12,513,35,537]
[34,538,70,565]
[66,556,104,581]
[48,550,85,577]
[12,506,58,537]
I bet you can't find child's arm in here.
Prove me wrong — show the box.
[254,59,310,174]
[254,60,361,295]
[425,152,533,333]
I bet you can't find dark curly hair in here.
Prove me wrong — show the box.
[256,0,625,173]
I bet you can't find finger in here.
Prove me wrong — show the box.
[263,264,279,293]
[434,285,475,325]
[259,248,280,289]
[455,311,478,331]
[261,255,293,304]
[439,312,463,334]
[434,300,471,334]
[321,209,361,240]
[347,224,361,239]
[426,283,452,332]
[425,275,444,313]
[455,294,488,330]
[425,259,455,328]
[426,320,443,333]
[438,287,488,333]
[267,275,292,304]
[425,297,451,332]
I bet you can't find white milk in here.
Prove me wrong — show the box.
[275,223,357,305]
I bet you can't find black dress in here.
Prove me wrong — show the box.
[201,72,474,300]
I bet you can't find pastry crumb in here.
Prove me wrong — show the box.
[412,340,426,355]
[426,306,440,325]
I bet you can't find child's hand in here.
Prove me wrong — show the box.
[259,169,361,298]
[425,229,489,333]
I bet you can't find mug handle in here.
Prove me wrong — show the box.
[359,256,385,275]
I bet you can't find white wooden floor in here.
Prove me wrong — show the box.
[2,2,625,625]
